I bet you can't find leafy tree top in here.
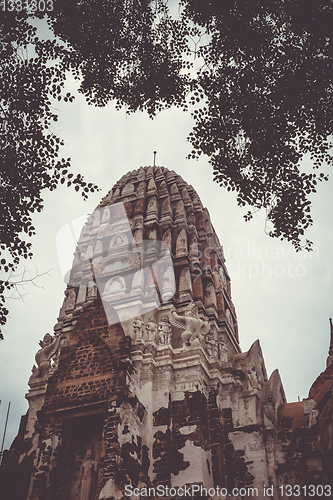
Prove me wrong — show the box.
[45,0,333,251]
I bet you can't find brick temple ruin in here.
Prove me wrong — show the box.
[1,166,332,499]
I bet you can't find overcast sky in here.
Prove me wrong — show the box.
[1,72,333,451]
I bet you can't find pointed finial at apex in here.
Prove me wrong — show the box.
[153,151,157,167]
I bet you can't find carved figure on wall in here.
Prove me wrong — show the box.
[76,449,97,500]
[218,335,229,363]
[226,308,234,331]
[162,228,172,251]
[231,340,267,392]
[161,266,176,301]
[175,228,187,256]
[104,276,126,295]
[147,196,158,214]
[170,302,209,347]
[204,283,217,307]
[101,207,110,222]
[204,330,217,357]
[31,333,65,379]
[263,369,286,425]
[247,364,261,390]
[308,408,319,429]
[133,317,145,343]
[146,318,158,343]
[87,281,97,299]
[158,315,173,345]
[92,210,100,227]
[109,233,128,249]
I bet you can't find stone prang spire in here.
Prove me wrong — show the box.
[1,166,333,499]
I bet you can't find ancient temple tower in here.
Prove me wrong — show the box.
[1,166,332,500]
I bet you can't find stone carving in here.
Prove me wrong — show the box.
[218,335,228,363]
[187,211,195,227]
[170,302,209,347]
[181,187,191,205]
[97,223,110,239]
[101,207,110,222]
[87,281,97,299]
[137,167,145,180]
[158,315,173,345]
[146,318,158,343]
[247,363,261,390]
[231,339,267,392]
[158,180,168,197]
[31,333,65,379]
[64,288,77,311]
[161,266,175,301]
[104,276,126,296]
[226,308,234,331]
[170,182,179,197]
[162,228,172,251]
[131,269,143,291]
[204,282,217,307]
[137,181,146,195]
[174,200,186,219]
[161,197,172,218]
[110,222,130,235]
[122,182,135,195]
[308,408,319,429]
[212,270,223,292]
[133,317,145,344]
[148,229,157,241]
[175,228,187,256]
[204,329,218,357]
[92,210,100,227]
[76,449,97,500]
[189,234,199,261]
[133,229,143,246]
[147,195,158,215]
[219,267,227,285]
[263,369,286,425]
[109,233,128,249]
[147,177,157,192]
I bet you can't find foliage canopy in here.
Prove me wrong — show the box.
[0,12,98,337]
[1,1,333,336]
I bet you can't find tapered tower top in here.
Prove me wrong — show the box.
[58,165,239,351]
